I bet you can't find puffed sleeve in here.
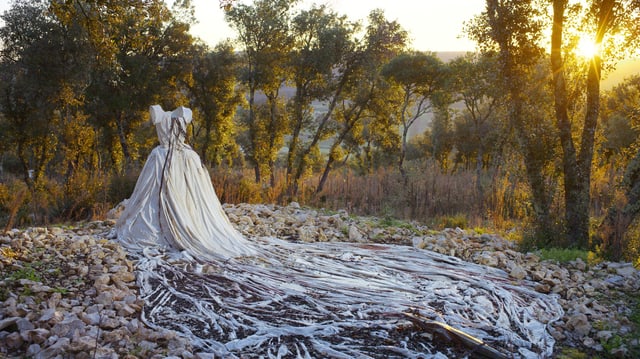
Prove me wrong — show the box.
[149,105,165,125]
[172,106,193,124]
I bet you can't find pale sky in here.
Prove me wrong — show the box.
[190,0,485,52]
[0,0,486,52]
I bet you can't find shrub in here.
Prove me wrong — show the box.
[434,214,468,229]
[535,248,592,264]
[0,178,30,229]
[108,171,140,204]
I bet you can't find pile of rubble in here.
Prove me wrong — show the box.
[0,202,637,357]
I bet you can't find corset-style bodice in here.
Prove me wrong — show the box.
[150,105,192,147]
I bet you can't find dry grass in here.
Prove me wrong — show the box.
[1,158,635,262]
[207,161,527,231]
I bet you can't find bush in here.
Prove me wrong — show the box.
[433,214,468,229]
[535,248,592,263]
[108,171,140,204]
[0,178,30,229]
[237,178,263,203]
[60,171,109,221]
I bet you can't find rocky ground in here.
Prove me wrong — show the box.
[1,202,639,358]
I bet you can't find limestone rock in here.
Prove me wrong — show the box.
[566,313,591,337]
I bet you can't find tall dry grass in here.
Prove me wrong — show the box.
[2,157,632,261]
[206,160,531,231]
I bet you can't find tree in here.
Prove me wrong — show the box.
[596,75,640,259]
[448,53,502,203]
[186,42,243,167]
[468,0,640,248]
[225,0,298,185]
[354,78,402,174]
[0,0,105,219]
[381,51,447,179]
[285,5,355,196]
[430,108,455,170]
[600,75,640,159]
[52,0,195,171]
[550,0,640,248]
[0,2,58,190]
[315,9,408,193]
[467,0,560,244]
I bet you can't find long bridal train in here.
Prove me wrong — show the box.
[111,105,561,357]
[134,237,561,358]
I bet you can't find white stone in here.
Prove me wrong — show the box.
[348,225,364,242]
[509,266,527,280]
[0,316,19,331]
[566,313,591,337]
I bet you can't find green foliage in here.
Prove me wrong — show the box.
[535,248,591,263]
[433,214,468,230]
[554,347,589,359]
[381,51,448,174]
[430,109,454,170]
[9,265,41,282]
[591,292,640,358]
[378,216,415,231]
[285,4,357,192]
[108,172,140,204]
[602,115,638,157]
[225,0,297,184]
[52,287,69,295]
[188,42,243,167]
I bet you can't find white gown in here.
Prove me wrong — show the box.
[115,105,255,260]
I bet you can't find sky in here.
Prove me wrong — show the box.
[189,0,485,52]
[0,0,486,52]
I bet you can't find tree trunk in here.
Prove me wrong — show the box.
[286,83,306,190]
[522,138,554,243]
[316,123,355,194]
[291,78,345,196]
[316,152,336,194]
[115,112,132,169]
[399,125,409,180]
[269,159,276,189]
[248,81,261,184]
[199,118,212,166]
[551,0,611,248]
[551,0,582,247]
[476,141,484,211]
[254,164,261,184]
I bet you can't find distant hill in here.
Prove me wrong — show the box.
[405,53,640,138]
[265,53,639,140]
[602,57,640,90]
[435,51,468,62]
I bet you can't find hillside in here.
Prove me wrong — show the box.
[1,203,638,357]
[270,53,640,141]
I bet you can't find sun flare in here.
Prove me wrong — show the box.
[576,37,599,58]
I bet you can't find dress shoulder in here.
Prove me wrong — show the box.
[171,106,193,124]
[150,105,166,125]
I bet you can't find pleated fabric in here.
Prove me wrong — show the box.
[115,105,256,260]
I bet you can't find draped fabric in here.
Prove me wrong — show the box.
[115,105,256,260]
[112,105,562,358]
[134,239,562,358]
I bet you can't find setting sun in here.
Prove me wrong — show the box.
[576,37,600,58]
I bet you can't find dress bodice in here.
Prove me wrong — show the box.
[150,105,192,147]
